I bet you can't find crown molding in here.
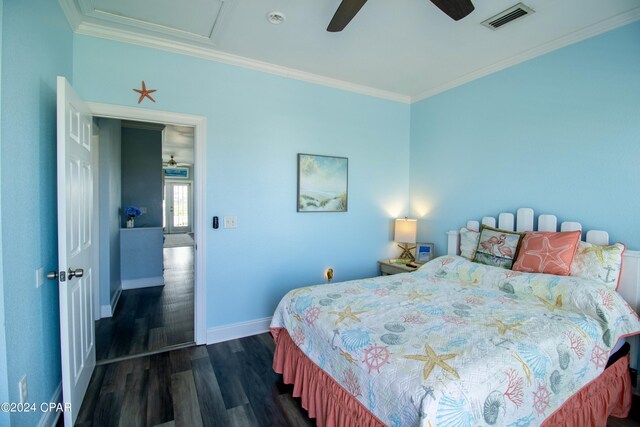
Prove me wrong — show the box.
[59,0,83,31]
[72,21,411,104]
[411,7,640,103]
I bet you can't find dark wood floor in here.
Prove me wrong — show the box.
[74,333,314,427]
[74,331,640,427]
[95,246,194,362]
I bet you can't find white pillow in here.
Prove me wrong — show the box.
[459,227,480,260]
[570,241,625,290]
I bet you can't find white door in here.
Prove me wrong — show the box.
[56,76,95,426]
[164,182,192,234]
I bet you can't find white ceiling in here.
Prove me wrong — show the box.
[62,0,640,102]
[163,125,195,166]
[121,120,195,165]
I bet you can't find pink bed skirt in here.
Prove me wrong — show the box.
[271,327,633,427]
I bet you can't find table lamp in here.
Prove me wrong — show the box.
[394,217,417,260]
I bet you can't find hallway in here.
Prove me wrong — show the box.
[95,246,194,362]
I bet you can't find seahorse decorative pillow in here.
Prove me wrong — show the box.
[570,241,625,290]
[473,226,523,269]
[459,227,480,260]
[512,231,581,276]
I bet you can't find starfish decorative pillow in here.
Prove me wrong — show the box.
[512,231,581,275]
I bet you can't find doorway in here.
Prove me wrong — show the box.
[93,119,197,362]
[88,104,207,348]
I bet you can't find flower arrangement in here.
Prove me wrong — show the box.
[125,206,142,219]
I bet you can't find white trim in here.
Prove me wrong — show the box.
[412,8,640,102]
[37,383,62,427]
[207,317,272,344]
[121,276,164,290]
[64,21,411,104]
[58,0,83,31]
[87,102,208,345]
[100,285,122,318]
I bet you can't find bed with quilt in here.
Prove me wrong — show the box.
[270,253,640,426]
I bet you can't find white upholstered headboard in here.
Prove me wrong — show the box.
[447,207,640,373]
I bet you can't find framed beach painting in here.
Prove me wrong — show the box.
[297,154,348,212]
[164,167,189,179]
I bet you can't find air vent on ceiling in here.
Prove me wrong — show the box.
[481,3,534,30]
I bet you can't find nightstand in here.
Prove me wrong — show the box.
[378,259,419,276]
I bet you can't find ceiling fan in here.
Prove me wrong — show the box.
[164,155,189,168]
[327,0,474,32]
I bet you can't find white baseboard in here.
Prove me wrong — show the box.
[37,382,61,427]
[121,276,164,290]
[100,284,122,318]
[207,316,272,344]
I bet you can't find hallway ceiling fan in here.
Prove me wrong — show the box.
[327,0,474,32]
[165,155,190,168]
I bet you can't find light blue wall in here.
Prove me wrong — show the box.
[0,0,9,424]
[98,118,122,308]
[73,35,410,327]
[121,127,163,228]
[0,0,73,424]
[120,228,163,281]
[410,21,640,254]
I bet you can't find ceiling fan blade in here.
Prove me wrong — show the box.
[327,0,368,32]
[430,0,474,21]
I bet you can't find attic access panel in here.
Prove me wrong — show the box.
[81,0,227,42]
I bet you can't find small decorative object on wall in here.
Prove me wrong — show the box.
[297,154,348,212]
[133,81,156,104]
[125,206,142,228]
[415,242,434,264]
[164,167,189,179]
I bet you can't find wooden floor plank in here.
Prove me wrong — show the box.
[171,371,204,427]
[119,370,149,427]
[206,341,250,410]
[227,404,259,427]
[191,357,229,427]
[146,353,174,427]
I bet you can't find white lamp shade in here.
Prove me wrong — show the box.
[394,218,417,244]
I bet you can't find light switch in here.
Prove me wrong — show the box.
[223,216,237,229]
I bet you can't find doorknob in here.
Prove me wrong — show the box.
[68,268,84,279]
[47,271,58,280]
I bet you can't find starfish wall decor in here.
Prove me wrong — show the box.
[133,81,156,104]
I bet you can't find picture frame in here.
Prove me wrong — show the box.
[297,154,348,212]
[415,242,434,264]
[164,167,189,179]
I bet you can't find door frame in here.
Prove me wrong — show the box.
[89,102,207,345]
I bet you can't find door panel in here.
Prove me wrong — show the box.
[57,76,95,426]
[165,182,192,234]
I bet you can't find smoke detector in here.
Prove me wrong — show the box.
[267,11,286,25]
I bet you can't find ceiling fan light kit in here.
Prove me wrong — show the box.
[267,11,286,25]
[327,0,475,32]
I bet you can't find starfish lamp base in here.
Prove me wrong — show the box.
[397,243,416,261]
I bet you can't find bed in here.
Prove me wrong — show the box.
[270,208,640,426]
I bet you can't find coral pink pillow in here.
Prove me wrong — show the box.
[512,231,581,276]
